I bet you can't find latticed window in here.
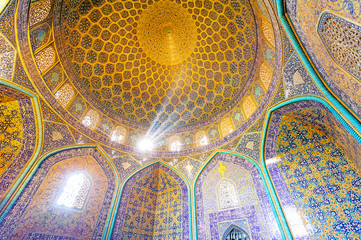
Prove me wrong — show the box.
[54,83,75,107]
[195,130,208,147]
[218,179,238,209]
[111,125,127,143]
[225,227,250,240]
[220,117,234,137]
[82,109,100,130]
[169,135,181,152]
[56,173,90,210]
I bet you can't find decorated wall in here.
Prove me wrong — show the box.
[0,0,360,239]
[266,101,361,239]
[111,163,190,239]
[0,147,117,239]
[195,153,282,239]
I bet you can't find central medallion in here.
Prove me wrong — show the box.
[137,0,197,66]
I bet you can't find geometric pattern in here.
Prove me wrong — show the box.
[58,0,258,128]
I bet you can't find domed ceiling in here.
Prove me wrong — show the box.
[19,0,281,156]
[57,0,258,129]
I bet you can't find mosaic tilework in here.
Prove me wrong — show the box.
[196,154,282,239]
[318,13,361,80]
[0,89,37,200]
[221,135,242,152]
[265,101,361,169]
[29,0,52,27]
[0,96,23,176]
[30,21,53,52]
[41,121,75,155]
[283,54,321,98]
[274,110,361,239]
[10,155,107,239]
[247,111,266,132]
[16,0,282,157]
[40,99,65,123]
[13,57,36,93]
[0,0,15,45]
[112,154,141,182]
[57,0,258,128]
[0,33,15,81]
[270,78,285,107]
[235,132,262,163]
[0,147,116,239]
[69,127,96,145]
[42,63,65,92]
[111,163,189,239]
[280,27,295,64]
[176,157,204,183]
[286,0,361,117]
[24,232,80,240]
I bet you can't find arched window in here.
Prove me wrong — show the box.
[195,130,208,147]
[35,46,56,73]
[169,135,181,152]
[29,0,51,26]
[318,13,361,79]
[82,109,100,130]
[218,179,239,209]
[56,173,90,210]
[54,83,75,107]
[111,125,127,143]
[224,226,250,240]
[220,117,234,137]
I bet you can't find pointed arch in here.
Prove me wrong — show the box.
[192,151,287,240]
[262,97,361,239]
[221,224,250,240]
[0,145,120,239]
[110,161,192,240]
[0,80,42,213]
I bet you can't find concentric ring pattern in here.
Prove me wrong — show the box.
[58,0,258,129]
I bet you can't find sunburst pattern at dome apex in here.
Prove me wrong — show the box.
[137,1,197,66]
[57,0,258,129]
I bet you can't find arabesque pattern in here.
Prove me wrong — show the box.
[276,109,361,239]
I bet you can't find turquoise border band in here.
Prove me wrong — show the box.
[0,145,120,240]
[0,80,43,215]
[107,161,193,240]
[275,0,361,135]
[191,151,288,240]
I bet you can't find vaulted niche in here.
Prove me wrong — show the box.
[111,162,190,239]
[265,101,361,239]
[0,148,117,239]
[195,153,282,239]
[0,84,38,199]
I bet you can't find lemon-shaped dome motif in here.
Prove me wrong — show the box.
[58,0,258,129]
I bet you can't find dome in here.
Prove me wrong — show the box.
[20,0,279,156]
